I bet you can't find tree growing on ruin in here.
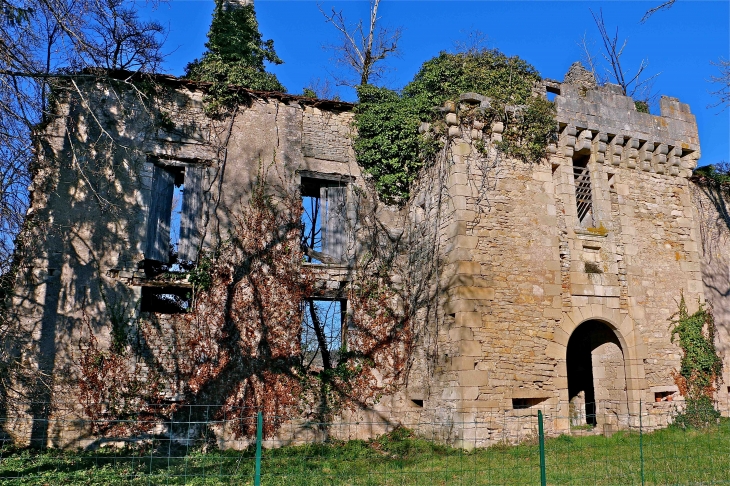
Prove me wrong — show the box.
[186,0,284,112]
[353,48,556,203]
[319,0,402,87]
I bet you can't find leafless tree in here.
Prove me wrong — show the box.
[0,0,166,270]
[319,0,401,86]
[303,77,339,100]
[580,9,659,103]
[0,0,167,434]
[453,29,489,56]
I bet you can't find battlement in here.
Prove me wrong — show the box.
[552,63,700,177]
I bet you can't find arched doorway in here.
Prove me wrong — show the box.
[566,320,628,428]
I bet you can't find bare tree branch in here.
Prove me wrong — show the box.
[319,0,401,87]
[641,0,676,23]
[710,58,730,110]
[587,8,659,104]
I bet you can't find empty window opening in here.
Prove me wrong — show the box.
[607,172,616,191]
[146,163,203,271]
[654,391,674,402]
[512,397,548,409]
[141,286,191,314]
[572,156,594,227]
[546,91,558,102]
[301,299,346,370]
[411,399,424,408]
[301,175,349,264]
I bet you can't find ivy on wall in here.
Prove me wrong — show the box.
[693,163,730,185]
[354,49,557,204]
[670,294,723,428]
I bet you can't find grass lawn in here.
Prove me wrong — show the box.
[1,420,729,485]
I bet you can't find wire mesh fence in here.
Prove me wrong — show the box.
[1,401,729,485]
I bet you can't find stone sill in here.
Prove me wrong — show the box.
[131,277,192,288]
[303,262,352,270]
[574,228,609,238]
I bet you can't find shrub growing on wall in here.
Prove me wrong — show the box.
[670,294,723,428]
[354,49,557,204]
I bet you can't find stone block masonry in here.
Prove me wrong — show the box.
[7,63,730,448]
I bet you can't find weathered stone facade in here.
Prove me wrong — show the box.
[7,65,730,447]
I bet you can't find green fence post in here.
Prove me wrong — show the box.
[538,410,546,486]
[639,399,645,486]
[255,411,263,486]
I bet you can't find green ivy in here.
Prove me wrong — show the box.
[634,100,649,113]
[693,164,730,185]
[353,49,557,204]
[185,1,284,114]
[354,85,439,203]
[670,294,723,428]
[188,252,214,293]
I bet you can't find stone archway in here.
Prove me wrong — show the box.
[566,320,629,428]
[546,304,648,431]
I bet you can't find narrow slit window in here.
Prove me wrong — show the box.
[573,157,593,227]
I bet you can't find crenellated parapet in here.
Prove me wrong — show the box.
[551,65,700,177]
[430,63,700,180]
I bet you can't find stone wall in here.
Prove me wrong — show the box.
[693,180,730,414]
[7,66,730,448]
[408,73,720,443]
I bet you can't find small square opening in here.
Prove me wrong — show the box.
[512,397,548,409]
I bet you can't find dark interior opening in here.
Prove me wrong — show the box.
[411,399,424,407]
[141,286,191,314]
[566,320,622,426]
[512,397,548,409]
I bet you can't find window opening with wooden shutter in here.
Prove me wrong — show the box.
[572,156,594,227]
[300,174,351,264]
[145,163,204,270]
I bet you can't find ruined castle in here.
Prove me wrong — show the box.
[7,61,730,447]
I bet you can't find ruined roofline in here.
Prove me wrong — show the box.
[541,64,700,159]
[64,68,355,112]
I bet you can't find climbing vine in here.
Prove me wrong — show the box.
[670,294,723,428]
[354,49,557,204]
[76,179,411,439]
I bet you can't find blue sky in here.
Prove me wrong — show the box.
[143,0,730,166]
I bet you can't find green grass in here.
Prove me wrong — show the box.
[1,422,729,485]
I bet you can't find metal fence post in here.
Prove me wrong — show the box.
[538,410,546,486]
[639,399,645,486]
[255,411,263,486]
